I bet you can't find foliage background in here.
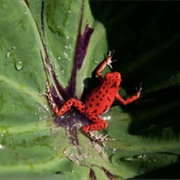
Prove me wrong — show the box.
[0,0,180,179]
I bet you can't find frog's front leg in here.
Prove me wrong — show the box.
[115,86,142,105]
[96,51,114,82]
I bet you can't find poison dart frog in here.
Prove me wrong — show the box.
[51,51,142,141]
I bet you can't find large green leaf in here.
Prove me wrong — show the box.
[0,0,180,179]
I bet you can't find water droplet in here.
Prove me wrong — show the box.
[121,154,147,162]
[60,69,65,74]
[64,45,69,49]
[57,25,61,30]
[6,51,11,58]
[14,59,24,71]
[93,60,99,64]
[5,46,16,58]
[57,56,61,60]
[0,144,5,150]
[135,154,147,160]
[63,51,68,58]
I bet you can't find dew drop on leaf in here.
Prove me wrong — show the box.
[57,56,61,60]
[121,154,147,162]
[5,51,11,58]
[0,144,5,150]
[93,60,99,64]
[63,51,69,60]
[5,46,16,58]
[14,59,24,71]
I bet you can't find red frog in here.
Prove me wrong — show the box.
[51,51,142,140]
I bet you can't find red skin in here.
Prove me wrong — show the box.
[53,52,141,136]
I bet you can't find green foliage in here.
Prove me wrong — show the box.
[0,0,179,179]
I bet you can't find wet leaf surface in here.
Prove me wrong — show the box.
[0,1,180,179]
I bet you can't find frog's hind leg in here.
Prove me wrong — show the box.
[55,98,86,116]
[82,114,108,135]
[54,97,107,134]
[82,114,114,142]
[55,98,112,142]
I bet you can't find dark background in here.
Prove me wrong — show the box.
[90,1,180,178]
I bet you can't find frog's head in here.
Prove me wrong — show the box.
[105,72,121,81]
[104,72,121,89]
[104,72,122,89]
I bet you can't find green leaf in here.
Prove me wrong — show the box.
[0,0,180,179]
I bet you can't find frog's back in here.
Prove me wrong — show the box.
[85,82,118,115]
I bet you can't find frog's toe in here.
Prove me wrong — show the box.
[88,132,115,142]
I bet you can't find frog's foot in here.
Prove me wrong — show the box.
[108,50,115,57]
[135,82,143,97]
[88,132,115,142]
[107,50,116,69]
